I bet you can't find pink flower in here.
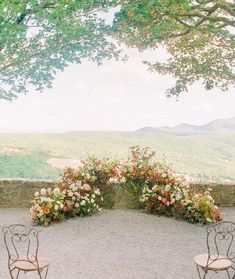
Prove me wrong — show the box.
[81,184,91,191]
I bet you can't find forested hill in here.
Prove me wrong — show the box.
[0,131,234,182]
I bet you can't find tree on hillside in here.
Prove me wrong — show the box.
[113,0,235,97]
[0,0,234,101]
[0,0,118,100]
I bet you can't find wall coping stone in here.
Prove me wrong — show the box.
[0,179,234,208]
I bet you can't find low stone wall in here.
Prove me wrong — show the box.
[189,182,235,207]
[0,179,234,208]
[0,179,56,208]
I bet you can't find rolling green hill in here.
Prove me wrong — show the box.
[0,131,234,181]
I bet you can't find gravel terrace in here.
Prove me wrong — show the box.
[0,208,234,279]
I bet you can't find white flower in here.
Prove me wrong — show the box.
[38,210,44,217]
[71,186,78,192]
[91,199,95,203]
[53,187,60,195]
[54,205,59,211]
[171,198,176,204]
[40,188,47,195]
[75,203,79,208]
[91,194,95,199]
[34,192,39,197]
[158,196,162,201]
[80,200,86,206]
[68,191,73,197]
[40,197,47,203]
[152,185,158,192]
[165,185,171,192]
[74,192,80,197]
[176,193,182,201]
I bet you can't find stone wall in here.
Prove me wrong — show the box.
[189,182,235,207]
[0,179,234,208]
[0,179,56,208]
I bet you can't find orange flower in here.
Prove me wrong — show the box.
[41,205,50,214]
[162,198,167,204]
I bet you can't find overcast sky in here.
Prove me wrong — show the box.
[0,46,234,133]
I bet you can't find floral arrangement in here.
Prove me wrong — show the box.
[120,146,188,205]
[175,189,222,224]
[30,146,221,226]
[58,156,121,190]
[140,177,188,217]
[30,183,102,226]
[140,180,221,224]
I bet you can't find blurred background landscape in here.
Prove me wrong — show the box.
[1,117,234,182]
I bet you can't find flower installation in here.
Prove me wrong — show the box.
[30,146,222,226]
[30,182,102,226]
[175,189,222,224]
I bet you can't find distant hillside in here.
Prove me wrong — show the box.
[0,131,235,182]
[138,117,235,135]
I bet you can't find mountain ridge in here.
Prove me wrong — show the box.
[137,117,235,134]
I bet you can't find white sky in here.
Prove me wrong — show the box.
[0,47,234,132]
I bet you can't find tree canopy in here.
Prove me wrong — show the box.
[0,0,118,100]
[0,0,234,100]
[113,0,235,97]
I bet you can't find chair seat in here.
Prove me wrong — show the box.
[194,254,232,271]
[14,256,51,271]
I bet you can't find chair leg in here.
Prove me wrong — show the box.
[44,266,49,279]
[37,267,49,279]
[196,265,208,279]
[9,268,20,279]
[37,270,43,279]
[196,265,202,279]
[202,269,208,279]
[226,269,231,279]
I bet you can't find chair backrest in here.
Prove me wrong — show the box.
[2,224,40,268]
[206,221,235,264]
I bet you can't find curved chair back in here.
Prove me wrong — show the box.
[206,221,235,264]
[2,224,40,270]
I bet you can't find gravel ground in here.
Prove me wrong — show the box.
[0,208,234,279]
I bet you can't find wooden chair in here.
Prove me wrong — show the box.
[194,221,235,279]
[2,224,51,279]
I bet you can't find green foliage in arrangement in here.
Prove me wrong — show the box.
[120,146,171,204]
[174,190,222,224]
[59,155,120,187]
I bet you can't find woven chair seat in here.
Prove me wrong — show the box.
[14,256,51,272]
[194,254,232,271]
